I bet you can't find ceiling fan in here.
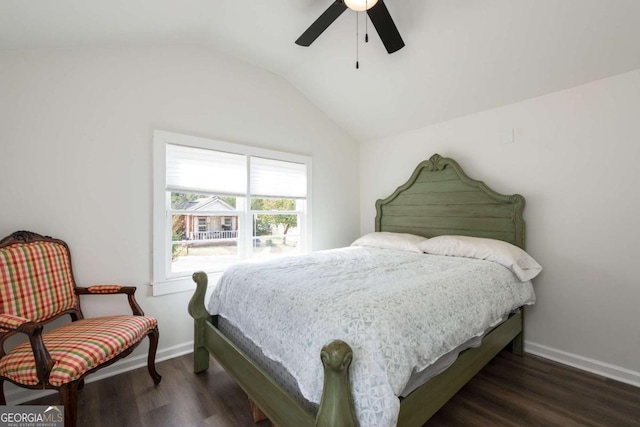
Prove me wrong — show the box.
[295,0,405,54]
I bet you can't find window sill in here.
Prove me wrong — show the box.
[150,272,223,296]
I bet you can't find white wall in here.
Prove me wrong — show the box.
[360,69,640,385]
[0,45,360,402]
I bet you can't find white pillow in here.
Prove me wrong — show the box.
[418,235,542,281]
[351,232,428,253]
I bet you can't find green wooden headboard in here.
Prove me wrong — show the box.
[375,154,526,249]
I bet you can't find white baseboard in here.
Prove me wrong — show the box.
[525,341,640,388]
[4,341,194,405]
[6,340,638,405]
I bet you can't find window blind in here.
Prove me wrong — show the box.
[166,144,247,196]
[250,156,307,198]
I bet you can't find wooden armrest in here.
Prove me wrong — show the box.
[76,285,145,316]
[0,313,55,384]
[85,284,125,294]
[75,284,135,295]
[0,313,31,331]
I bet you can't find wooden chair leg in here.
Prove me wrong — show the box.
[147,327,162,385]
[59,381,80,427]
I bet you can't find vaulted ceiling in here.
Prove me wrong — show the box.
[2,0,640,142]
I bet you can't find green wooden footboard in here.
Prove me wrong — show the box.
[189,272,358,427]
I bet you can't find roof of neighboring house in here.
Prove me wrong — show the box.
[176,196,236,213]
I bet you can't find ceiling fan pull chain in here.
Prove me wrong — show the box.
[356,11,360,69]
[365,0,369,42]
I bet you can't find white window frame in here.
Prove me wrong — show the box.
[152,130,312,296]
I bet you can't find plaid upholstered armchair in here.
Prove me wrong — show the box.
[0,231,161,426]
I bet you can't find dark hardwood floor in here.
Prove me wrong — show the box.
[27,350,640,426]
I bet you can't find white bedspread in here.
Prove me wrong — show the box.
[207,247,536,427]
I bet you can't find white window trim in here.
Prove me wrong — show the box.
[151,130,312,296]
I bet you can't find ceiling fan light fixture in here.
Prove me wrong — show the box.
[344,0,378,12]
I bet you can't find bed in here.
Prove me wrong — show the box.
[188,153,537,427]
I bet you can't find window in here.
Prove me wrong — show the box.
[152,130,312,295]
[197,217,207,233]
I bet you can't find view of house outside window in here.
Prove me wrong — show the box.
[169,193,303,274]
[153,130,311,294]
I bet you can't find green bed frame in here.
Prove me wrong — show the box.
[189,153,527,427]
